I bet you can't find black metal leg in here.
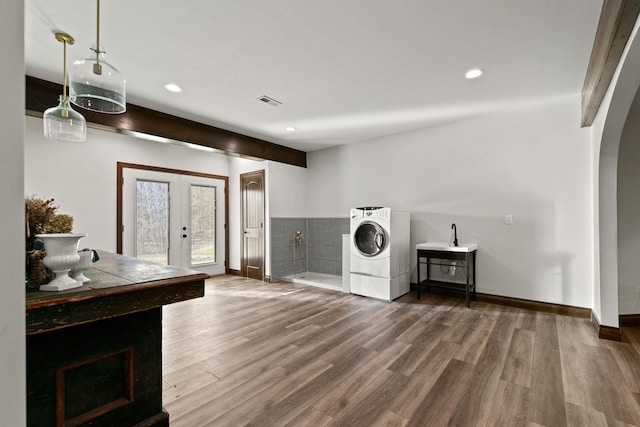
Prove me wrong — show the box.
[472,252,477,301]
[465,252,470,308]
[417,254,421,300]
[425,256,430,294]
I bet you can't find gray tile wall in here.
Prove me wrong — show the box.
[270,217,349,281]
[307,218,349,276]
[270,218,307,281]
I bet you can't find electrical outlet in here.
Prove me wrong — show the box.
[505,214,513,225]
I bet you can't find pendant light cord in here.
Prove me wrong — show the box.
[51,32,76,118]
[96,0,100,56]
[54,32,74,101]
[93,0,103,74]
[62,38,68,100]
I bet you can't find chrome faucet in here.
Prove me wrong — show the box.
[291,231,304,265]
[451,223,458,247]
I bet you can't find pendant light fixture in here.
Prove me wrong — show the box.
[70,0,126,114]
[43,32,87,143]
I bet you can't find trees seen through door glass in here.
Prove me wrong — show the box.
[190,185,216,265]
[136,180,169,265]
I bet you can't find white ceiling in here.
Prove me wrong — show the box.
[25,0,603,152]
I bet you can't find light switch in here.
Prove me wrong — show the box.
[505,214,513,225]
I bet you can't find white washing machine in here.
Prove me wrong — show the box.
[350,207,410,301]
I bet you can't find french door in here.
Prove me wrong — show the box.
[121,168,226,276]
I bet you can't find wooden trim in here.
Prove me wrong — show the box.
[414,284,623,340]
[27,279,206,335]
[412,283,591,318]
[581,0,640,127]
[56,348,134,427]
[25,75,306,167]
[599,326,623,341]
[476,292,591,318]
[116,164,124,255]
[620,313,640,326]
[228,269,242,277]
[116,162,229,274]
[591,311,602,337]
[131,411,169,427]
[225,184,229,276]
[117,162,228,181]
[591,311,623,341]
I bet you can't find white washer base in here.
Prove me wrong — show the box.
[349,272,410,302]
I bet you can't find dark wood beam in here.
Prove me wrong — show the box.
[581,0,640,127]
[25,75,306,168]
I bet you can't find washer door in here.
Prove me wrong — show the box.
[354,221,387,257]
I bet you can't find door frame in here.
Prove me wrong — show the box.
[116,162,229,274]
[240,170,265,280]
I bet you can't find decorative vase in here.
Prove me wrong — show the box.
[70,249,98,283]
[35,233,87,291]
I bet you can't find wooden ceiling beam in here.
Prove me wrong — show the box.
[581,0,640,127]
[25,75,306,168]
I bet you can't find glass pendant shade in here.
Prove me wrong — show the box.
[69,0,126,114]
[43,32,87,143]
[43,95,87,142]
[70,50,126,114]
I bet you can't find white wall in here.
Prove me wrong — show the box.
[25,116,230,253]
[267,160,308,217]
[307,95,593,308]
[1,0,26,424]
[618,111,640,314]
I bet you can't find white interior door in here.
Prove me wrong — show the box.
[122,168,226,276]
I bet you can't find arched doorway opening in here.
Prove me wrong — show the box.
[595,18,640,333]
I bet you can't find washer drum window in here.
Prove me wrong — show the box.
[354,221,387,257]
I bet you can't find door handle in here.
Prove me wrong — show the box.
[375,232,383,249]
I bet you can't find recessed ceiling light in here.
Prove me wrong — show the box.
[164,83,183,93]
[465,68,483,79]
[285,127,297,132]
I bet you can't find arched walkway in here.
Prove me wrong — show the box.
[595,17,640,329]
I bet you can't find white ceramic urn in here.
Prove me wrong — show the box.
[35,233,87,291]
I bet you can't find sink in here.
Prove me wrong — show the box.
[416,241,478,252]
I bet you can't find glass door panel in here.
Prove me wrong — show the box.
[190,185,216,265]
[122,168,181,267]
[135,180,170,265]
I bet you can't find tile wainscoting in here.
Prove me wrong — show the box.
[270,217,349,282]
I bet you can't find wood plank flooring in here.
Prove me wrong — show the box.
[161,275,640,426]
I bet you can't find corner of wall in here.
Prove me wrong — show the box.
[1,0,26,424]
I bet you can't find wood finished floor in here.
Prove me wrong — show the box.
[161,275,640,427]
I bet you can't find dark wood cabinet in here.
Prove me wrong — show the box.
[26,252,207,427]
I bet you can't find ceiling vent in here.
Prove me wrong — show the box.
[257,95,282,107]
